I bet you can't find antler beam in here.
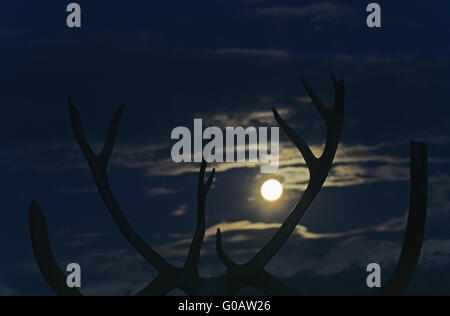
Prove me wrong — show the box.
[29,201,83,296]
[215,74,345,295]
[377,141,427,296]
[216,74,345,295]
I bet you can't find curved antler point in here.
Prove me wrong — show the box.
[67,97,77,112]
[411,140,426,146]
[29,201,45,223]
[118,103,126,112]
[272,107,282,122]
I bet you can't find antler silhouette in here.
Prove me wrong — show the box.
[30,98,215,296]
[377,141,427,296]
[215,75,427,296]
[30,75,427,296]
[216,74,345,295]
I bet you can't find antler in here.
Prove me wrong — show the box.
[216,74,345,295]
[68,99,173,273]
[186,160,216,269]
[29,98,215,296]
[29,201,83,296]
[376,141,427,296]
[216,76,428,296]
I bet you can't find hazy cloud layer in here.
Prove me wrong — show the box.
[204,48,292,61]
[246,3,353,21]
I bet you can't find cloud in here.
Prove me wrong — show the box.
[79,249,147,273]
[9,134,448,194]
[153,214,408,262]
[58,187,98,194]
[108,133,450,180]
[28,209,448,295]
[109,107,294,176]
[142,209,440,281]
[65,232,105,248]
[247,3,353,21]
[335,54,415,64]
[0,142,84,173]
[204,48,292,61]
[313,238,450,277]
[3,109,449,202]
[146,187,178,197]
[171,204,188,216]
[0,29,26,40]
[428,173,450,213]
[210,107,293,126]
[110,125,448,192]
[120,140,415,189]
[46,249,158,295]
[419,239,450,270]
[274,141,412,191]
[0,284,22,296]
[211,213,407,242]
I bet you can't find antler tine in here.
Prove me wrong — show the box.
[68,97,125,164]
[68,98,174,274]
[216,229,237,268]
[299,78,331,122]
[185,158,216,269]
[29,201,83,296]
[273,107,316,169]
[67,97,95,161]
[136,160,216,296]
[100,102,126,161]
[330,73,345,111]
[377,141,427,296]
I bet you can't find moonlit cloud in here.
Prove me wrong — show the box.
[146,187,178,197]
[109,140,421,190]
[153,214,409,261]
[209,107,293,127]
[6,132,448,194]
[171,204,188,216]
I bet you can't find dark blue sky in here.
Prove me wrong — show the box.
[0,1,449,295]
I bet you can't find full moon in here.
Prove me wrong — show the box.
[261,179,283,202]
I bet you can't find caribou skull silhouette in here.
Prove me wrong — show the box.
[29,74,427,296]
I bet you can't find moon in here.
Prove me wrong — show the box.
[261,179,283,202]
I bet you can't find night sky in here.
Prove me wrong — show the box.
[1,1,449,295]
